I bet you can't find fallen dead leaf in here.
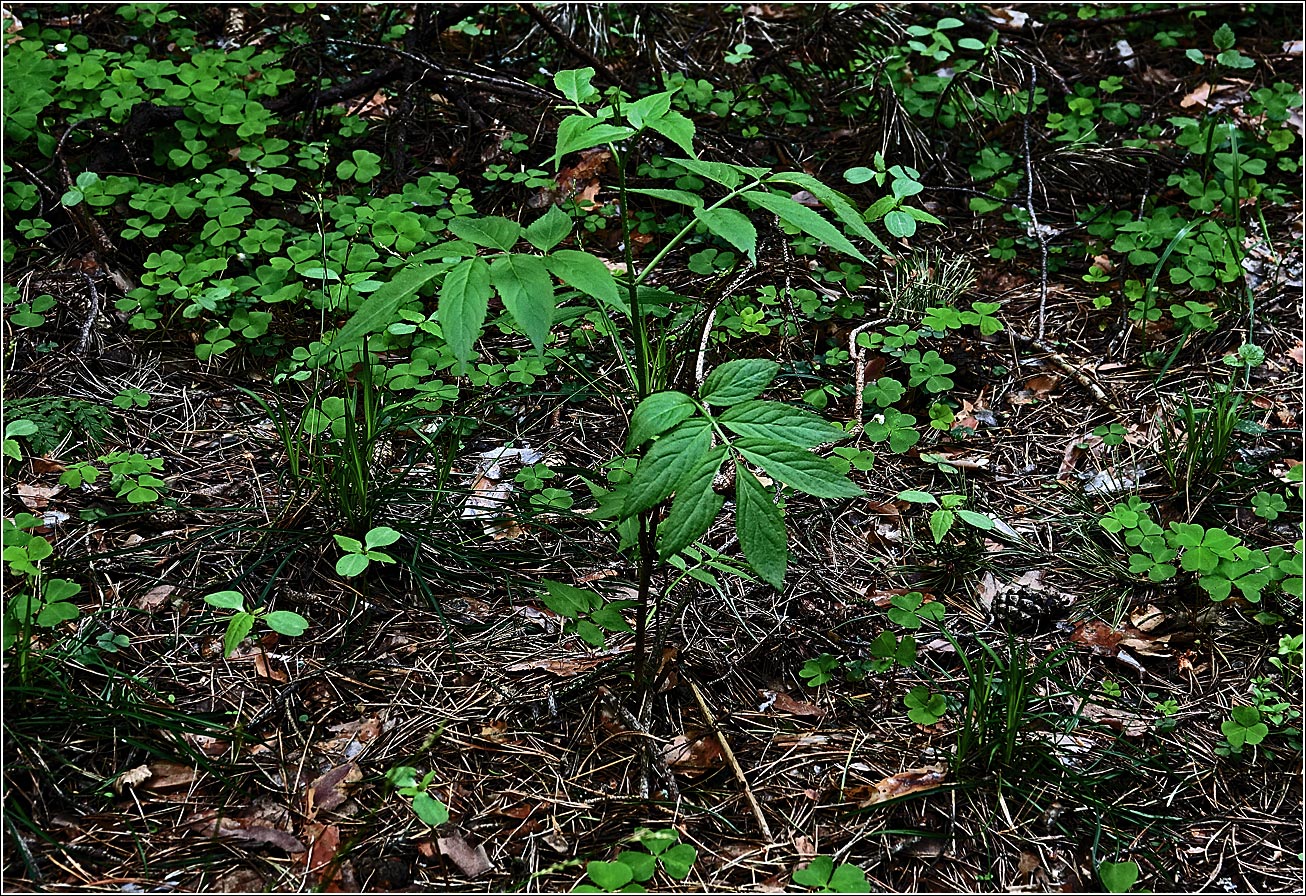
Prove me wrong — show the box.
[306,762,362,817]
[134,584,175,612]
[857,763,947,806]
[253,652,289,682]
[764,690,825,718]
[1288,342,1304,367]
[437,833,495,879]
[1073,699,1151,737]
[142,761,196,790]
[662,730,725,775]
[115,764,153,792]
[15,482,61,511]
[193,812,306,854]
[316,713,388,762]
[504,647,629,676]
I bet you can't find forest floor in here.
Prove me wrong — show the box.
[2,4,1303,893]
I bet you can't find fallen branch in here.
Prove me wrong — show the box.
[687,678,773,841]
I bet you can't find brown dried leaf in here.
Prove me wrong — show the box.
[857,764,947,806]
[303,823,343,886]
[195,813,306,853]
[16,483,61,511]
[30,457,65,475]
[1070,620,1123,656]
[504,649,628,676]
[765,690,825,718]
[253,651,289,682]
[306,762,362,816]
[142,761,196,790]
[662,730,724,775]
[116,764,153,792]
[437,833,495,879]
[1026,374,1060,398]
[135,584,175,612]
[1288,341,1305,367]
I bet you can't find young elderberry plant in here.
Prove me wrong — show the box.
[897,489,997,544]
[334,526,400,577]
[203,590,309,658]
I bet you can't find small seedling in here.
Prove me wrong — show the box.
[904,685,947,724]
[1220,705,1269,754]
[203,590,309,658]
[800,653,840,687]
[792,855,870,893]
[386,765,450,827]
[1099,859,1140,893]
[886,591,944,630]
[578,828,698,892]
[334,526,401,576]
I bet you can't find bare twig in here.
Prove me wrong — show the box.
[687,678,773,841]
[1021,63,1051,341]
[519,5,627,91]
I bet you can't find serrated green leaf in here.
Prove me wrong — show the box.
[699,359,780,406]
[896,489,937,505]
[264,610,309,636]
[590,603,632,632]
[929,509,955,543]
[719,400,846,448]
[542,580,593,618]
[736,466,787,590]
[545,249,621,306]
[555,67,599,103]
[765,171,890,253]
[624,90,673,128]
[490,253,555,352]
[223,612,256,658]
[735,440,864,499]
[829,863,870,893]
[664,157,763,189]
[204,590,246,611]
[314,261,447,365]
[438,256,492,373]
[554,116,635,165]
[658,447,727,558]
[626,187,705,208]
[693,206,757,265]
[333,534,364,553]
[628,391,698,448]
[621,418,713,515]
[645,111,697,158]
[742,190,869,262]
[447,215,522,252]
[525,205,572,251]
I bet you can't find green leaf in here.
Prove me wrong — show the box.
[644,111,697,158]
[741,190,869,262]
[956,509,994,530]
[490,253,555,352]
[735,440,864,499]
[628,391,698,448]
[792,855,834,887]
[621,418,712,515]
[438,256,493,373]
[43,579,81,603]
[590,603,633,632]
[1211,23,1236,51]
[719,400,846,448]
[365,526,402,550]
[658,447,728,559]
[897,490,937,505]
[693,207,758,265]
[664,157,762,189]
[545,249,621,306]
[624,90,673,128]
[525,205,572,251]
[541,580,590,618]
[626,187,705,208]
[4,419,37,438]
[335,553,370,577]
[204,590,246,611]
[587,860,634,891]
[264,610,309,637]
[660,843,697,880]
[411,791,450,827]
[736,466,787,590]
[1099,860,1140,893]
[617,850,658,882]
[883,209,916,238]
[929,509,955,543]
[829,863,870,893]
[36,601,79,626]
[554,116,635,164]
[333,534,364,553]
[555,67,599,103]
[315,260,450,365]
[699,359,780,406]
[223,612,256,658]
[448,215,522,252]
[765,171,890,253]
